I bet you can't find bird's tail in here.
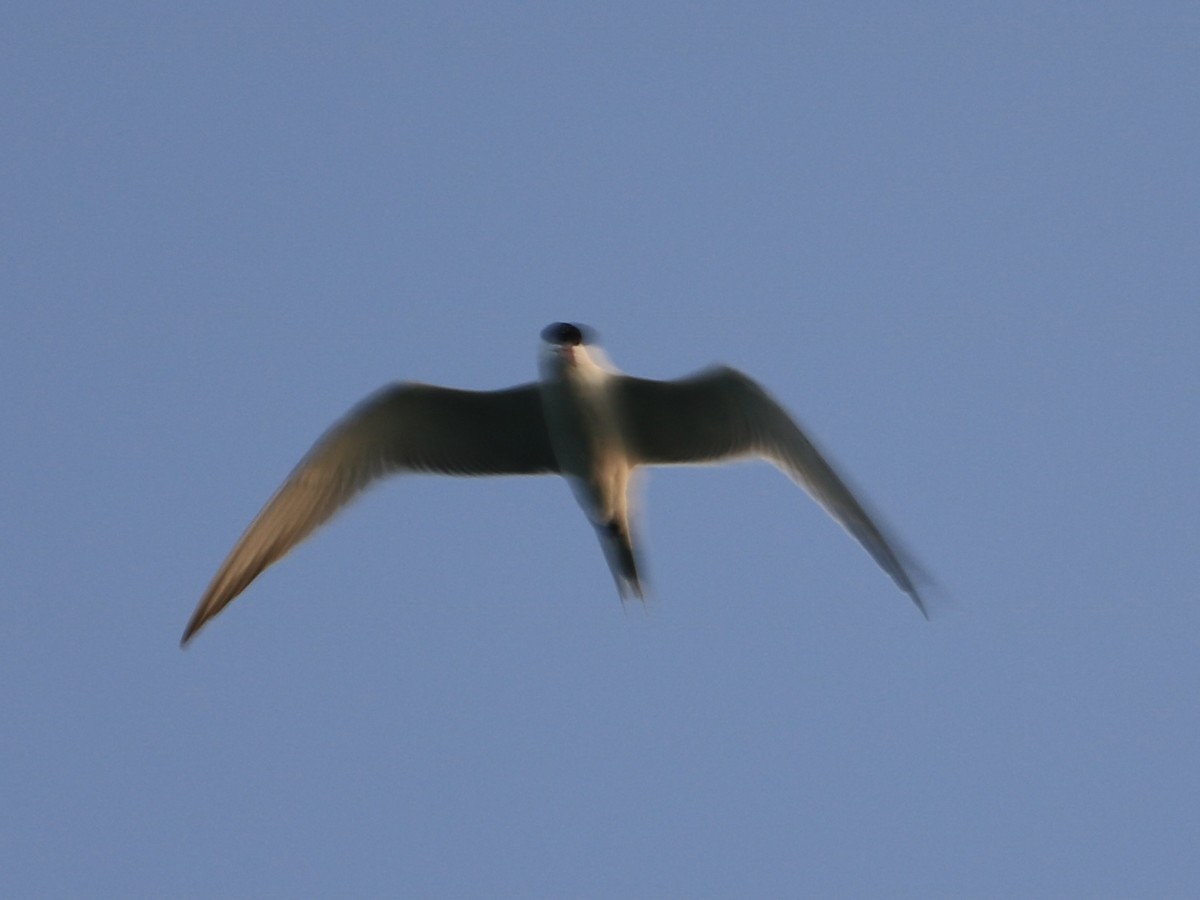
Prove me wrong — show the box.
[599,518,644,601]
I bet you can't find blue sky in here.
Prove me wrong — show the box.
[3,3,1198,896]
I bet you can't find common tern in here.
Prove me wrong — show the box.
[181,322,926,644]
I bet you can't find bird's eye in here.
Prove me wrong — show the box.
[542,322,586,345]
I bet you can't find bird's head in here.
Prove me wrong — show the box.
[539,322,611,377]
[540,322,592,349]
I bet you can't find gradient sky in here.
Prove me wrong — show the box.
[4,3,1198,897]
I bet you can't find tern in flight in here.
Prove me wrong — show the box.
[181,322,927,644]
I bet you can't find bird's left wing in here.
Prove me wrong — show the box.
[182,383,556,644]
[616,368,927,616]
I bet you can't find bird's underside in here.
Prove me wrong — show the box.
[181,323,928,645]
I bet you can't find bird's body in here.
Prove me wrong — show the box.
[538,327,644,598]
[181,322,926,644]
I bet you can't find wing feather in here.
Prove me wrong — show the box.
[617,368,927,616]
[182,383,555,644]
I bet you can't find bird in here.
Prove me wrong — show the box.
[181,322,927,645]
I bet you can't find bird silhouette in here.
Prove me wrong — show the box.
[181,322,927,644]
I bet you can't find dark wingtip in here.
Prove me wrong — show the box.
[903,568,955,620]
[179,611,206,648]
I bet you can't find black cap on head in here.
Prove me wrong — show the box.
[541,322,590,345]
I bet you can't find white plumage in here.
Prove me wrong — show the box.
[181,322,926,644]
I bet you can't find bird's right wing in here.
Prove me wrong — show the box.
[182,383,556,644]
[617,367,927,616]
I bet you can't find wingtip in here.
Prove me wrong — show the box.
[179,614,204,648]
[905,570,955,620]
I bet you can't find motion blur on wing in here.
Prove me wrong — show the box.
[182,322,928,644]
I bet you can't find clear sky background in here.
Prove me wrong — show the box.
[3,3,1197,897]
